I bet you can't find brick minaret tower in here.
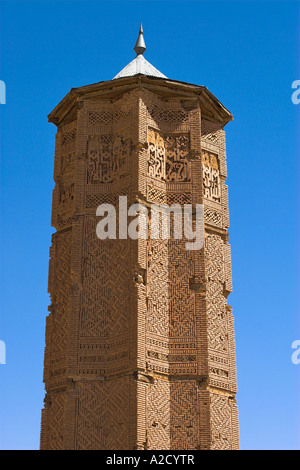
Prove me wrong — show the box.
[41,25,239,450]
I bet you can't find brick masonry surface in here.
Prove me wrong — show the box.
[40,76,239,450]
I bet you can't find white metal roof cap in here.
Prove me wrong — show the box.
[113,54,167,80]
[113,23,167,80]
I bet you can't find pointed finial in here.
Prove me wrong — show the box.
[134,23,146,56]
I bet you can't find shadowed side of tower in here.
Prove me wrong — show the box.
[40,27,239,450]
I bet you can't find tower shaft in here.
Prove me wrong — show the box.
[41,77,239,450]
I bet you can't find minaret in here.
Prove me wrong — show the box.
[41,26,239,450]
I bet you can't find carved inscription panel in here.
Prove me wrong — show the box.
[148,128,191,182]
[87,133,131,184]
[202,150,221,202]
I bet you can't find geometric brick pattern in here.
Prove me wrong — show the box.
[75,378,131,450]
[146,379,170,450]
[170,381,200,450]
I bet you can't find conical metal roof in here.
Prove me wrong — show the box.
[113,23,167,80]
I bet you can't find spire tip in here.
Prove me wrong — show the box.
[134,23,146,56]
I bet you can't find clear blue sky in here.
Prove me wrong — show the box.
[0,0,299,450]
